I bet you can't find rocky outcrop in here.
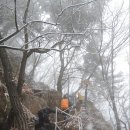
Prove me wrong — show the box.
[21,93,47,115]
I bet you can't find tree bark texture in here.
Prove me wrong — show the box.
[2,108,14,130]
[0,35,29,130]
[17,53,28,95]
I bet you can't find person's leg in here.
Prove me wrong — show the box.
[39,126,47,130]
[49,123,55,130]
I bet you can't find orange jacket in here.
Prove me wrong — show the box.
[60,98,69,110]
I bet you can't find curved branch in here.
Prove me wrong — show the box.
[57,0,96,22]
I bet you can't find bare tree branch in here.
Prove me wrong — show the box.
[0,21,59,44]
[14,0,18,30]
[0,43,62,53]
[56,0,96,22]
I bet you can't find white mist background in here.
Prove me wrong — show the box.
[95,0,130,124]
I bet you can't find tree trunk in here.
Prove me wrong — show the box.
[2,108,14,130]
[57,44,64,95]
[17,53,28,95]
[17,0,31,96]
[85,86,88,108]
[57,67,64,94]
[111,98,121,130]
[0,35,29,130]
[111,24,121,130]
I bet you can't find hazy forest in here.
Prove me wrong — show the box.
[0,0,129,130]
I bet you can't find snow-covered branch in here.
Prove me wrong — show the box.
[0,45,61,53]
[0,20,59,44]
